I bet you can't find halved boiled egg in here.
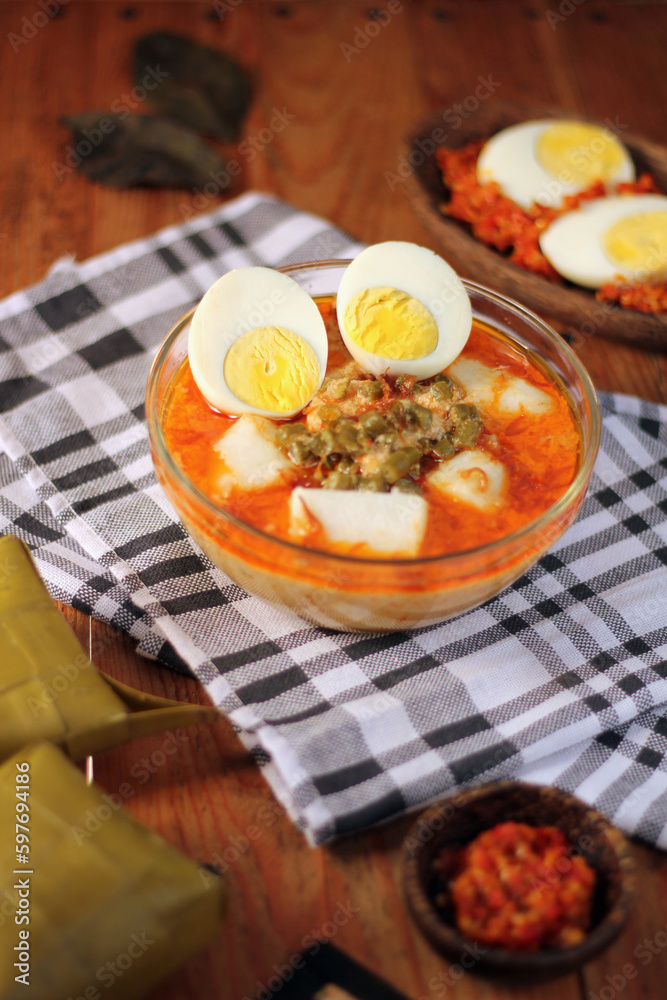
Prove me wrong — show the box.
[188,267,328,418]
[539,194,667,288]
[335,242,472,380]
[476,119,635,210]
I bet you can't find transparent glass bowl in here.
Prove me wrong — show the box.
[146,261,601,632]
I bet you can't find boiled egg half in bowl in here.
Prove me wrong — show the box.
[335,241,472,379]
[539,193,667,289]
[188,266,328,418]
[476,118,635,210]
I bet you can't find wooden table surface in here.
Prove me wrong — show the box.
[3,1,667,998]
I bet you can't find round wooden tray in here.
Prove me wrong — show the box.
[402,100,667,351]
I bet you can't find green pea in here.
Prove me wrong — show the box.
[318,404,341,423]
[452,424,480,449]
[328,377,350,400]
[392,478,422,495]
[375,431,397,450]
[358,474,390,493]
[450,402,477,421]
[287,434,317,465]
[379,447,422,484]
[431,379,454,401]
[404,402,433,432]
[450,403,481,448]
[358,411,390,438]
[311,428,336,457]
[323,471,358,490]
[357,380,383,401]
[432,436,455,459]
[388,400,405,428]
[333,421,364,455]
[336,456,358,474]
[276,423,307,448]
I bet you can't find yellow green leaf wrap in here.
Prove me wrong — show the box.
[0,742,226,1000]
[0,535,218,762]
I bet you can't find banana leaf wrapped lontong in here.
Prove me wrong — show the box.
[0,535,228,998]
[0,741,227,1000]
[0,534,219,762]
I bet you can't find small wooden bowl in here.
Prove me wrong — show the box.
[403,781,635,983]
[403,101,667,351]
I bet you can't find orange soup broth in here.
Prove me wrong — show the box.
[162,295,581,560]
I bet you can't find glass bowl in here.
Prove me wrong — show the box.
[146,260,601,632]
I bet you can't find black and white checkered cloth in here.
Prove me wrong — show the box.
[2,192,667,846]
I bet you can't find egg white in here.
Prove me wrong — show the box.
[188,267,328,418]
[538,194,667,288]
[335,242,472,380]
[476,119,635,210]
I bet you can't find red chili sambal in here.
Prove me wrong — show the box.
[597,279,667,314]
[437,821,596,951]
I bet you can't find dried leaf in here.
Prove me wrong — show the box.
[59,113,229,190]
[134,32,252,142]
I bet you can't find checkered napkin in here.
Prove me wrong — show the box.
[2,192,667,848]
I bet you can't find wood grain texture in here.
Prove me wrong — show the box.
[2,1,667,997]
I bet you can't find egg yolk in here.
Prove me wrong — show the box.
[602,211,667,277]
[223,326,320,413]
[343,287,438,360]
[536,122,626,186]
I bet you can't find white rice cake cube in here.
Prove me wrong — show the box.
[448,358,496,407]
[448,357,552,415]
[289,487,428,557]
[497,377,552,414]
[428,448,507,510]
[214,415,291,495]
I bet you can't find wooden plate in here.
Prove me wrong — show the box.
[403,100,667,350]
[403,782,635,983]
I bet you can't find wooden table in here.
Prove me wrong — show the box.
[3,1,667,997]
